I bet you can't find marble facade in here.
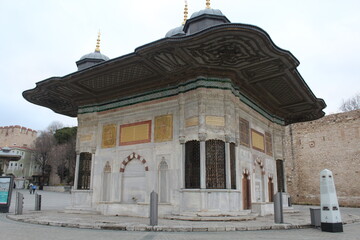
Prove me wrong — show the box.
[72,79,284,217]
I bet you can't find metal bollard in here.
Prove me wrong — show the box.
[15,192,24,215]
[274,192,284,223]
[149,191,158,226]
[35,193,41,211]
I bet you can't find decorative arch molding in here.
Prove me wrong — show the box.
[158,157,168,170]
[120,152,149,172]
[253,154,266,175]
[104,161,112,173]
[243,168,250,176]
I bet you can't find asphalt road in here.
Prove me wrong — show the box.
[1,213,360,240]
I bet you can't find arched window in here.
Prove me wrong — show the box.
[268,176,274,202]
[242,172,251,209]
[159,159,169,203]
[185,140,200,188]
[206,140,225,189]
[102,161,111,202]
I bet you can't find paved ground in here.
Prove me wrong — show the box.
[2,189,360,239]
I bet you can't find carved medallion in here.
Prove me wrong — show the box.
[154,115,173,142]
[102,124,117,148]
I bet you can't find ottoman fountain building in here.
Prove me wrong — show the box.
[23,1,325,217]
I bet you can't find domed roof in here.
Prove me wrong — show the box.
[165,25,185,38]
[189,8,224,19]
[76,33,110,71]
[80,51,109,61]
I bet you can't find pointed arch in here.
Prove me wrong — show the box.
[119,152,149,172]
[158,158,169,203]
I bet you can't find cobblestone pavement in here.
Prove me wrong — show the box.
[3,190,360,239]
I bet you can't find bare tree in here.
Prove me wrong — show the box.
[50,137,76,184]
[340,93,360,112]
[32,131,56,187]
[47,121,64,134]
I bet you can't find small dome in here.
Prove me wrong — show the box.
[165,25,185,38]
[190,8,224,19]
[80,51,109,61]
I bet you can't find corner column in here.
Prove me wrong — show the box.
[179,136,186,189]
[90,148,96,190]
[199,133,207,189]
[225,135,231,189]
[73,151,80,190]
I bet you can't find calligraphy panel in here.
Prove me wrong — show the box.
[251,129,265,152]
[102,124,116,148]
[154,115,173,142]
[206,116,225,127]
[120,120,151,146]
[185,117,199,127]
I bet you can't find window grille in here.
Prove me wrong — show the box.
[265,132,273,156]
[206,140,226,189]
[276,160,285,192]
[78,152,92,190]
[230,143,236,189]
[185,141,200,188]
[239,118,250,146]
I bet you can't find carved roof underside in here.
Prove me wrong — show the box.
[23,23,326,125]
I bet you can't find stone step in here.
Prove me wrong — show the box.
[61,207,101,215]
[164,211,257,221]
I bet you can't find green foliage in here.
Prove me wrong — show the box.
[54,127,77,144]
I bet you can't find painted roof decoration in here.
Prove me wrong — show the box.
[23,1,326,125]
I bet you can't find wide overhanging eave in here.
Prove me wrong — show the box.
[23,24,326,124]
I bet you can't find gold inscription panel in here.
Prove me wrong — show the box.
[80,134,93,142]
[102,124,117,148]
[251,129,265,152]
[206,116,225,126]
[120,120,151,146]
[185,117,199,127]
[154,115,173,142]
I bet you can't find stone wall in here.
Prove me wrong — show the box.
[0,125,37,148]
[284,110,360,207]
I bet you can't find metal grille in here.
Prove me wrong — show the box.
[78,152,92,190]
[230,143,236,189]
[265,132,273,156]
[206,140,226,189]
[185,141,200,188]
[276,160,285,192]
[239,118,250,146]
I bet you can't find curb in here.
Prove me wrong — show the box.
[6,214,314,232]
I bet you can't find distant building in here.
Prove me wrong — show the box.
[0,125,39,188]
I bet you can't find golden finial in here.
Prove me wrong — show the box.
[95,31,101,52]
[206,0,211,9]
[183,0,188,25]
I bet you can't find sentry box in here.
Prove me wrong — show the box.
[0,176,14,213]
[320,169,343,232]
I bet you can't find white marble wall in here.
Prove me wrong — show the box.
[72,87,284,216]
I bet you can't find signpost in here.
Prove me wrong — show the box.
[0,176,14,213]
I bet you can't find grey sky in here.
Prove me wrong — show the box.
[1,0,359,131]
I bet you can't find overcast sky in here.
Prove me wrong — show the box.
[1,0,359,131]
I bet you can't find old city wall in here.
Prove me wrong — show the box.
[284,109,360,207]
[0,125,37,148]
